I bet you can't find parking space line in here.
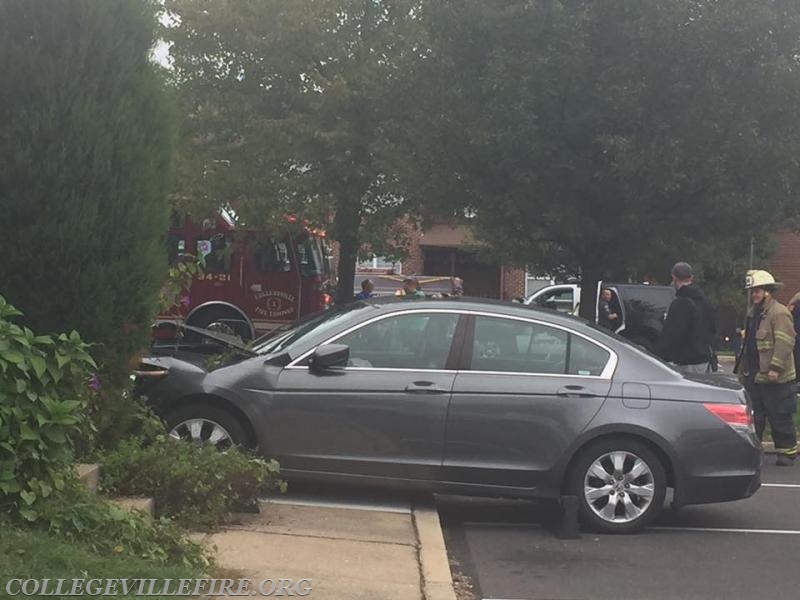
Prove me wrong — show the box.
[653,526,800,535]
[762,483,800,489]
[261,496,412,514]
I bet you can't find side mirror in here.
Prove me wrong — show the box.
[308,344,349,372]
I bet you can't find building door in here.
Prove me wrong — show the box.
[423,248,501,298]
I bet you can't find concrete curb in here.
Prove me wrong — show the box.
[75,463,100,493]
[110,496,155,518]
[413,506,457,600]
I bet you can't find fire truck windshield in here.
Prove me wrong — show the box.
[297,236,327,277]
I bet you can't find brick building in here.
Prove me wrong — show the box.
[345,222,530,300]
[768,231,800,303]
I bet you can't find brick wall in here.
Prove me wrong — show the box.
[768,231,800,304]
[502,267,527,301]
[330,219,526,300]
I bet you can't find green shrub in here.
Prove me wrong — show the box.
[0,296,95,521]
[76,382,168,457]
[32,475,211,570]
[99,436,286,529]
[0,295,209,570]
[0,0,175,380]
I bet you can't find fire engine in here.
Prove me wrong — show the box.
[159,212,332,341]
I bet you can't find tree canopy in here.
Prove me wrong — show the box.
[409,0,800,317]
[163,0,427,301]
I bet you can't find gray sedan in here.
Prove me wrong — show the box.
[136,297,761,533]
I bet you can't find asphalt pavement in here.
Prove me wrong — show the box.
[439,459,800,600]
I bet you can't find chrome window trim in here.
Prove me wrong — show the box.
[284,366,458,374]
[286,308,618,379]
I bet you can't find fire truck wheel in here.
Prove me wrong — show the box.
[165,403,250,449]
[185,307,253,342]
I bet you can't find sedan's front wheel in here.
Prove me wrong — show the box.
[165,403,249,450]
[568,439,666,534]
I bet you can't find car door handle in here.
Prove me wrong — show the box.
[556,385,598,398]
[405,381,447,394]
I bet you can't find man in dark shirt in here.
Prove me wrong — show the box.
[598,288,620,330]
[657,262,715,373]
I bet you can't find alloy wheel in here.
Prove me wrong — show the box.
[583,450,656,524]
[169,418,234,448]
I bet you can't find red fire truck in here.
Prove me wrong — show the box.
[159,212,332,341]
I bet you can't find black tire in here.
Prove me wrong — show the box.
[567,438,666,534]
[185,307,253,342]
[164,402,251,449]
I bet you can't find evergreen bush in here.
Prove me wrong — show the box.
[0,0,175,380]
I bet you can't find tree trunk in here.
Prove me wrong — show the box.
[578,261,602,322]
[334,197,362,304]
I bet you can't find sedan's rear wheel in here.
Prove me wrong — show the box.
[569,439,666,534]
[165,403,249,450]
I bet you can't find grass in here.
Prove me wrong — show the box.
[0,527,200,600]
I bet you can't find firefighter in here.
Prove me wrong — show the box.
[738,270,797,466]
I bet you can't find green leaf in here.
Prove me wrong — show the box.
[55,353,70,369]
[43,428,66,443]
[29,356,46,379]
[20,490,36,505]
[39,482,52,498]
[19,508,37,522]
[0,480,21,493]
[1,350,24,364]
[18,424,38,441]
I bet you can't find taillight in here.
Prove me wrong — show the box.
[703,403,754,437]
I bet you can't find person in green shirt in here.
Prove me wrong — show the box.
[401,277,426,298]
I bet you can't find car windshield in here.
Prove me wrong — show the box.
[251,302,372,355]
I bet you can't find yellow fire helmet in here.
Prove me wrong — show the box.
[744,269,784,289]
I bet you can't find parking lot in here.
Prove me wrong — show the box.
[439,458,800,600]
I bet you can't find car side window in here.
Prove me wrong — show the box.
[471,316,567,374]
[470,316,610,376]
[335,313,459,370]
[536,288,574,313]
[568,334,611,376]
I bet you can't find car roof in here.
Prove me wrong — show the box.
[359,295,587,327]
